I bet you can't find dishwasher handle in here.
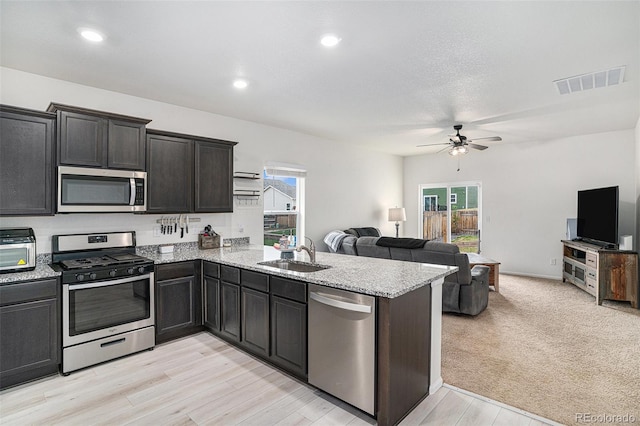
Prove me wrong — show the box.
[309,291,372,313]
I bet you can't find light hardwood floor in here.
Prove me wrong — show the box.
[0,332,557,425]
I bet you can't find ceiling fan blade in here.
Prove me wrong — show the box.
[436,145,451,154]
[469,136,502,142]
[468,143,488,150]
[416,142,451,147]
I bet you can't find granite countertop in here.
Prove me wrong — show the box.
[139,244,457,298]
[0,263,60,284]
[0,244,457,298]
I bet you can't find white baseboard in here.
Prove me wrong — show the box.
[500,271,562,281]
[429,376,443,394]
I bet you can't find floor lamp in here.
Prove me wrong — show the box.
[388,207,406,238]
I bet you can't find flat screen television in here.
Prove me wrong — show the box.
[576,186,619,248]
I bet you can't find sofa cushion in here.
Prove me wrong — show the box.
[344,227,381,237]
[376,237,427,249]
[355,236,391,259]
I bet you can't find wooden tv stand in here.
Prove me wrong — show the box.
[562,240,639,308]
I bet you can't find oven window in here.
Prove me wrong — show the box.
[68,279,150,335]
[61,175,130,205]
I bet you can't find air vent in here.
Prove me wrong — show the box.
[554,66,625,95]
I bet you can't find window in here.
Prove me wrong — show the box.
[420,182,481,253]
[263,163,306,247]
[424,195,438,212]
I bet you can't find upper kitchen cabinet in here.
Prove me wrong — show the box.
[146,132,193,213]
[146,129,236,214]
[194,140,234,213]
[47,103,151,171]
[0,105,56,216]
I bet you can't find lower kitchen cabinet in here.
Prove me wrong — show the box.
[155,261,202,343]
[0,278,60,389]
[241,287,270,358]
[203,275,220,331]
[220,281,241,342]
[270,295,307,379]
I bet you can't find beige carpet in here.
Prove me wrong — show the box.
[441,274,640,426]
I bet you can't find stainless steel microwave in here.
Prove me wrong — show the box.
[0,228,36,273]
[58,166,147,213]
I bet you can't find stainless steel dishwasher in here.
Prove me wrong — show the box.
[308,284,376,415]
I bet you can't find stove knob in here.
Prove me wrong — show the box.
[76,274,85,281]
[89,273,97,280]
[138,266,146,274]
[109,269,117,278]
[127,267,135,275]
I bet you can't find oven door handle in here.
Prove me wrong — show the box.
[67,273,151,290]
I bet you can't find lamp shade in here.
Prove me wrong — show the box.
[388,207,406,222]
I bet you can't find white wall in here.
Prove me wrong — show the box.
[0,67,403,253]
[636,117,640,251]
[404,130,637,279]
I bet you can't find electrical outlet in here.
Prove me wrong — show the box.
[153,226,161,237]
[550,258,557,265]
[238,224,244,233]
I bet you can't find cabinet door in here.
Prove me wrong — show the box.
[0,108,55,215]
[204,275,220,331]
[194,141,233,213]
[155,275,198,338]
[58,111,107,167]
[220,282,240,342]
[146,133,193,213]
[241,287,269,357]
[0,298,59,389]
[108,119,146,170]
[270,295,307,378]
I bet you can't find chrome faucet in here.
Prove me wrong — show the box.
[296,236,316,263]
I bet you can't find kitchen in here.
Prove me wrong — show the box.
[0,102,453,425]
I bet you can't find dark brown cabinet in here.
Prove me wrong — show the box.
[203,262,221,332]
[240,270,270,358]
[48,103,150,171]
[0,278,60,389]
[146,129,236,213]
[155,261,202,343]
[195,141,234,212]
[171,260,308,380]
[146,132,193,213]
[0,105,55,216]
[270,277,307,379]
[219,265,241,342]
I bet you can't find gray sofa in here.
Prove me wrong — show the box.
[335,233,490,315]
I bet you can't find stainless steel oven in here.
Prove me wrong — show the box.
[52,231,155,374]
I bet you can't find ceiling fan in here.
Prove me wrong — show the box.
[417,124,502,156]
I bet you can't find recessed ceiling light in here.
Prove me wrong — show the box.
[233,79,248,89]
[320,34,341,48]
[78,28,104,42]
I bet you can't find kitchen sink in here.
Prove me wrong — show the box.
[257,259,331,273]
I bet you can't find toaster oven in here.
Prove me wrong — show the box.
[0,228,36,273]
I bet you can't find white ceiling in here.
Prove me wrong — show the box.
[1,1,638,156]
